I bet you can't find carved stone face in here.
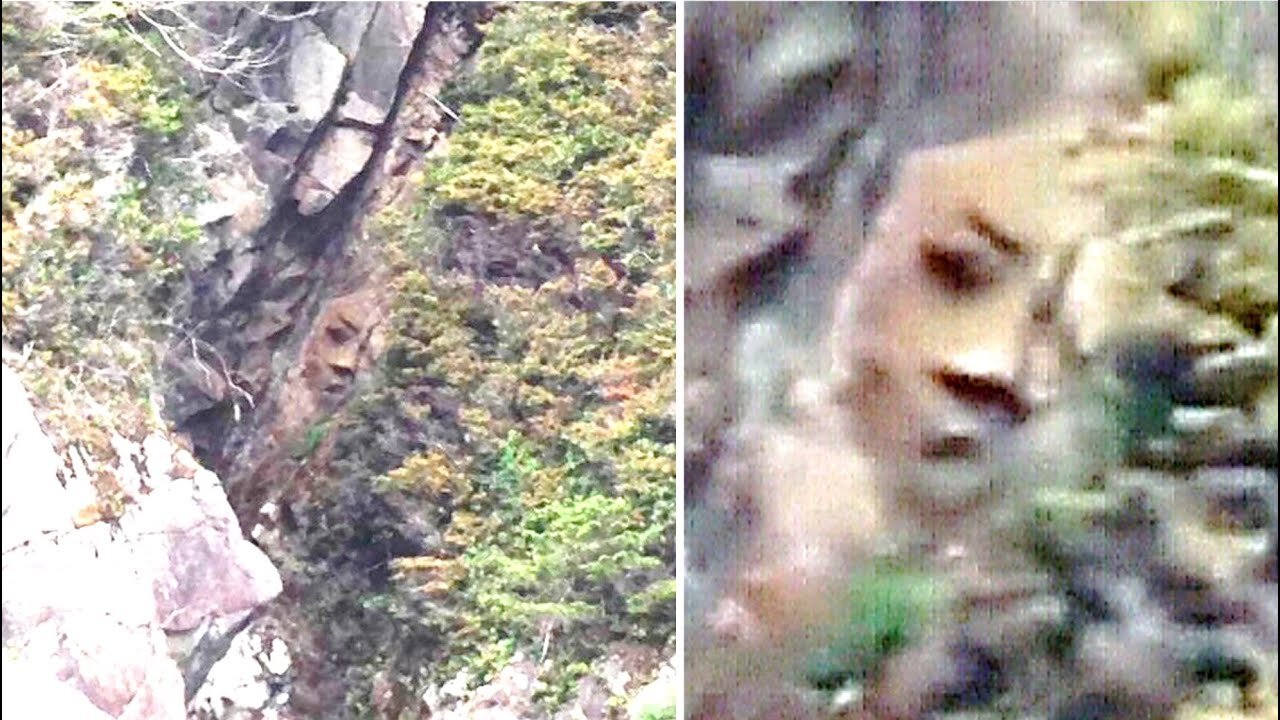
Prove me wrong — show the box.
[830,129,1105,472]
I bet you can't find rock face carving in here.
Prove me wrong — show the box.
[278,288,385,439]
[1,365,282,720]
[829,124,1105,472]
[692,110,1279,717]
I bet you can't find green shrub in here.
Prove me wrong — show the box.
[288,3,676,712]
[1,1,202,507]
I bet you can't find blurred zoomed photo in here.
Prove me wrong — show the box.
[684,3,1278,719]
[3,3,675,719]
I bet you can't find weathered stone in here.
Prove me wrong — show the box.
[248,141,297,197]
[187,622,286,717]
[322,2,378,59]
[227,100,314,195]
[338,92,388,126]
[287,22,347,126]
[337,3,427,126]
[107,435,144,501]
[428,657,541,720]
[221,250,258,307]
[194,199,238,227]
[469,658,539,715]
[171,352,230,409]
[294,127,376,215]
[141,434,174,489]
[556,677,609,720]
[117,654,186,720]
[57,615,163,715]
[173,608,259,703]
[3,531,152,632]
[1,661,115,720]
[685,153,809,292]
[2,365,74,552]
[196,156,270,239]
[625,662,677,720]
[140,519,282,631]
[241,311,294,345]
[2,371,282,719]
[237,344,276,397]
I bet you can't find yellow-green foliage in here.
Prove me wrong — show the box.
[1086,8,1278,335]
[307,2,675,708]
[1101,2,1267,100]
[1099,2,1278,168]
[4,3,192,138]
[67,58,188,137]
[380,449,465,499]
[2,3,199,464]
[1167,74,1278,167]
[428,3,676,257]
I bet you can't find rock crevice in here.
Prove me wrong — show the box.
[167,3,487,495]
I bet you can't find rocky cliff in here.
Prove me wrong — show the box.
[3,364,282,718]
[161,2,487,488]
[4,3,675,718]
[5,3,488,714]
[4,3,486,717]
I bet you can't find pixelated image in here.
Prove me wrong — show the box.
[684,3,1278,718]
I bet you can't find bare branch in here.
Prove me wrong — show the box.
[427,93,461,124]
[239,2,321,24]
[163,322,257,418]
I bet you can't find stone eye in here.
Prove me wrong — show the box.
[920,212,1025,295]
[920,231,1001,294]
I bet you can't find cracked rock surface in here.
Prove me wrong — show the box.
[2,365,282,720]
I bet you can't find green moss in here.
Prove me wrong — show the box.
[289,4,675,711]
[636,703,677,720]
[1103,2,1267,102]
[292,420,332,461]
[805,565,953,689]
[426,2,677,261]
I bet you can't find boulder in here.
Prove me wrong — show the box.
[2,365,74,552]
[294,127,377,215]
[287,22,347,126]
[1,661,116,720]
[337,3,429,125]
[322,3,379,60]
